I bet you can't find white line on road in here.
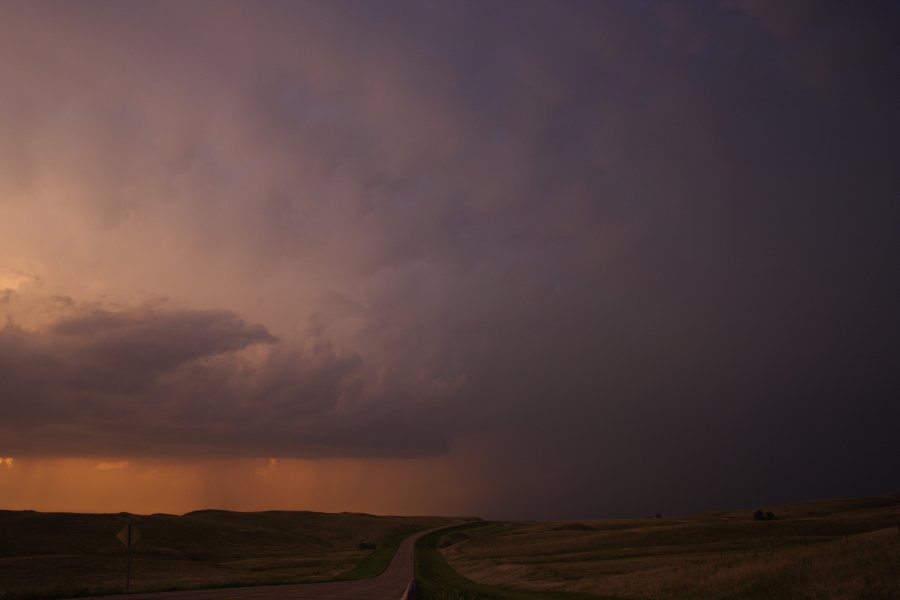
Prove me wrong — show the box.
[400,580,413,600]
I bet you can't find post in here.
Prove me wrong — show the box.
[125,522,132,593]
[116,519,140,593]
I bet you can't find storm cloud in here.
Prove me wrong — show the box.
[0,302,465,458]
[0,0,898,517]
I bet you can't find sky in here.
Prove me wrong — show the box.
[0,0,898,520]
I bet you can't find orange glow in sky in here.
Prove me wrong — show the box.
[0,455,477,516]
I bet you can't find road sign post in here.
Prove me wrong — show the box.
[116,521,141,592]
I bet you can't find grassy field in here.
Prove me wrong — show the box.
[430,494,900,600]
[0,509,453,599]
[4,495,897,600]
[416,522,606,600]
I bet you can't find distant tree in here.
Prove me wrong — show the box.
[753,509,777,521]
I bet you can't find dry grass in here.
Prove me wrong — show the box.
[440,494,900,600]
[0,509,452,599]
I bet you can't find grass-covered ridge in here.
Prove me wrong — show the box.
[0,509,453,599]
[436,494,900,600]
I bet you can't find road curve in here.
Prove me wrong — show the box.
[72,524,454,600]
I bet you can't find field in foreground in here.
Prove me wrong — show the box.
[431,494,900,600]
[0,509,454,599]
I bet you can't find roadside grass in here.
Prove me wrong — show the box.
[438,494,900,600]
[334,526,419,581]
[415,523,618,600]
[0,509,453,599]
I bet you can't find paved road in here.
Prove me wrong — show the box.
[74,524,452,600]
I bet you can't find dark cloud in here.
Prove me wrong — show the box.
[0,305,463,458]
[0,0,898,517]
[50,309,276,386]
